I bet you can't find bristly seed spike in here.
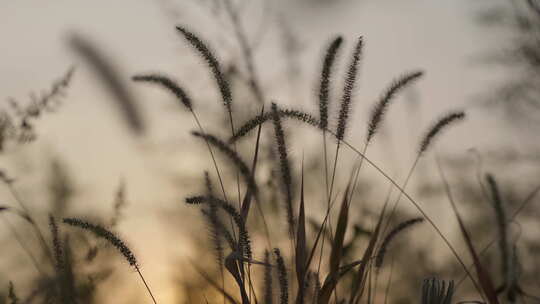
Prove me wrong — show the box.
[318,36,344,130]
[366,70,424,143]
[419,111,465,155]
[62,218,138,268]
[132,74,193,111]
[336,36,363,142]
[175,26,232,114]
[271,102,295,237]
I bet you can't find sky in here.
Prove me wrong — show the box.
[0,0,526,302]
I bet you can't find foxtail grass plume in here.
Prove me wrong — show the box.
[63,218,137,267]
[132,74,192,111]
[336,36,363,141]
[274,248,289,304]
[271,102,295,237]
[419,111,465,155]
[229,108,319,143]
[176,26,232,113]
[49,215,63,272]
[366,70,424,143]
[318,36,344,130]
[200,209,226,263]
[263,250,273,304]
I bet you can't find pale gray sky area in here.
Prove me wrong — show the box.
[0,0,524,302]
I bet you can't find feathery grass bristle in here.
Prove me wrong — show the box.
[176,26,232,112]
[271,102,295,237]
[49,215,63,272]
[336,36,363,141]
[419,111,465,154]
[132,74,193,111]
[229,108,319,143]
[318,36,344,130]
[201,208,224,267]
[376,217,424,268]
[63,218,138,268]
[263,249,273,304]
[201,171,223,263]
[366,70,424,143]
[274,248,289,304]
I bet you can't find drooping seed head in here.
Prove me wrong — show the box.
[176,26,232,113]
[63,218,138,268]
[132,74,193,111]
[419,111,465,155]
[367,70,424,143]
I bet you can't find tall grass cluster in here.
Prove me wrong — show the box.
[2,3,540,304]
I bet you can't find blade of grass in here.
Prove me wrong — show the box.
[296,156,307,304]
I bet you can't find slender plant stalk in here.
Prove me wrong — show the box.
[378,156,420,242]
[137,269,158,304]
